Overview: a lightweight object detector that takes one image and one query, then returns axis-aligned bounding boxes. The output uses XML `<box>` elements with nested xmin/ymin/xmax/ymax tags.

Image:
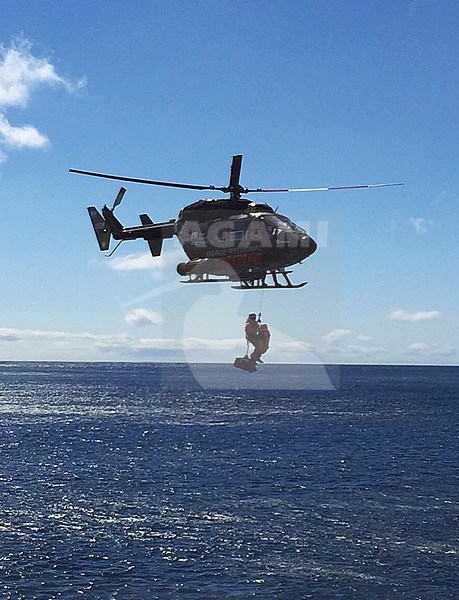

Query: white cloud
<box><xmin>0</xmin><ymin>329</ymin><xmax>21</xmax><ymax>341</ymax></box>
<box><xmin>110</xmin><ymin>252</ymin><xmax>157</xmax><ymax>271</ymax></box>
<box><xmin>0</xmin><ymin>325</ymin><xmax>242</xmax><ymax>359</ymax></box>
<box><xmin>404</xmin><ymin>342</ymin><xmax>456</xmax><ymax>358</ymax></box>
<box><xmin>124</xmin><ymin>308</ymin><xmax>163</xmax><ymax>326</ymax></box>
<box><xmin>389</xmin><ymin>309</ymin><xmax>441</xmax><ymax>322</ymax></box>
<box><xmin>0</xmin><ymin>37</ymin><xmax>85</xmax><ymax>107</ymax></box>
<box><xmin>3</xmin><ymin>324</ymin><xmax>455</xmax><ymax>365</ymax></box>
<box><xmin>317</xmin><ymin>328</ymin><xmax>385</xmax><ymax>358</ymax></box>
<box><xmin>321</xmin><ymin>329</ymin><xmax>353</xmax><ymax>345</ymax></box>
<box><xmin>409</xmin><ymin>217</ymin><xmax>430</xmax><ymax>234</ymax></box>
<box><xmin>0</xmin><ymin>36</ymin><xmax>85</xmax><ymax>160</ymax></box>
<box><xmin>134</xmin><ymin>337</ymin><xmax>241</xmax><ymax>352</ymax></box>
<box><xmin>0</xmin><ymin>326</ymin><xmax>128</xmax><ymax>346</ymax></box>
<box><xmin>0</xmin><ymin>113</ymin><xmax>48</xmax><ymax>148</ymax></box>
<box><xmin>277</xmin><ymin>341</ymin><xmax>313</xmax><ymax>352</ymax></box>
<box><xmin>110</xmin><ymin>248</ymin><xmax>183</xmax><ymax>273</ymax></box>
<box><xmin>0</xmin><ymin>325</ymin><xmax>133</xmax><ymax>360</ymax></box>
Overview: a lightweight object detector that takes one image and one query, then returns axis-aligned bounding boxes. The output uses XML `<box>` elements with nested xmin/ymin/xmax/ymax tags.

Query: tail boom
<box><xmin>87</xmin><ymin>206</ymin><xmax>175</xmax><ymax>256</ymax></box>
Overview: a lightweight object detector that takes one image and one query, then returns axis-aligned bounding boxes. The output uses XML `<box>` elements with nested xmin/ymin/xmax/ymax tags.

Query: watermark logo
<box><xmin>176</xmin><ymin>218</ymin><xmax>321</xmax><ymax>251</ymax></box>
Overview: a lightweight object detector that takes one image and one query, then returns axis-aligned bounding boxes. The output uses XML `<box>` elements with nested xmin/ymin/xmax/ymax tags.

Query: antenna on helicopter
<box><xmin>104</xmin><ymin>240</ymin><xmax>123</xmax><ymax>257</ymax></box>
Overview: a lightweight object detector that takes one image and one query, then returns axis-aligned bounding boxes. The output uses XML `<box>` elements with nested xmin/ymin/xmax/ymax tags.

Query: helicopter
<box><xmin>70</xmin><ymin>155</ymin><xmax>403</xmax><ymax>289</ymax></box>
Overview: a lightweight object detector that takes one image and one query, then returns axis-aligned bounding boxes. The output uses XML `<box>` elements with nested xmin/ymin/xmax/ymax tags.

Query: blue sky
<box><xmin>0</xmin><ymin>0</ymin><xmax>458</xmax><ymax>365</ymax></box>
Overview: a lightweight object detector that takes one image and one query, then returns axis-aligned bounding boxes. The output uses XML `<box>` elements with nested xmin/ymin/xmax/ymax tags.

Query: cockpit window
<box><xmin>265</xmin><ymin>216</ymin><xmax>285</xmax><ymax>229</ymax></box>
<box><xmin>266</xmin><ymin>215</ymin><xmax>306</xmax><ymax>233</ymax></box>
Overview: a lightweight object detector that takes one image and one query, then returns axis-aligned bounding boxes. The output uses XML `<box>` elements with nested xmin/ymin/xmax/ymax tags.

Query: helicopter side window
<box><xmin>230</xmin><ymin>229</ymin><xmax>245</xmax><ymax>243</ymax></box>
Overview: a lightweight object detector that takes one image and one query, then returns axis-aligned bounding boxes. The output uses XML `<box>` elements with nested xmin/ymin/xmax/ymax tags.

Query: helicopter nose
<box><xmin>299</xmin><ymin>234</ymin><xmax>317</xmax><ymax>259</ymax></box>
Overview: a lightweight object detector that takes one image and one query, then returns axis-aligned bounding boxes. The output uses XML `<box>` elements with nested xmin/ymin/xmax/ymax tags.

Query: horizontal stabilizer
<box><xmin>88</xmin><ymin>207</ymin><xmax>111</xmax><ymax>251</ymax></box>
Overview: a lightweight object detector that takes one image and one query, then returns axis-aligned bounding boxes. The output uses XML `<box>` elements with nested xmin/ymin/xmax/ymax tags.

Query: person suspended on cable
<box><xmin>256</xmin><ymin>323</ymin><xmax>271</xmax><ymax>363</ymax></box>
<box><xmin>245</xmin><ymin>313</ymin><xmax>260</xmax><ymax>360</ymax></box>
<box><xmin>245</xmin><ymin>313</ymin><xmax>261</xmax><ymax>363</ymax></box>
<box><xmin>244</xmin><ymin>313</ymin><xmax>269</xmax><ymax>364</ymax></box>
<box><xmin>234</xmin><ymin>313</ymin><xmax>267</xmax><ymax>373</ymax></box>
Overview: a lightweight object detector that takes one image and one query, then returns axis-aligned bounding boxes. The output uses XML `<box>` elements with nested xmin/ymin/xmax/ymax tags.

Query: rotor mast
<box><xmin>227</xmin><ymin>154</ymin><xmax>244</xmax><ymax>199</ymax></box>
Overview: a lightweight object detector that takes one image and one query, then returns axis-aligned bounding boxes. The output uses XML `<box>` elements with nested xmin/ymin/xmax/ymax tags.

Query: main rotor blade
<box><xmin>70</xmin><ymin>166</ymin><xmax>403</xmax><ymax>196</ymax></box>
<box><xmin>69</xmin><ymin>169</ymin><xmax>226</xmax><ymax>192</ymax></box>
<box><xmin>246</xmin><ymin>182</ymin><xmax>404</xmax><ymax>193</ymax></box>
<box><xmin>229</xmin><ymin>154</ymin><xmax>243</xmax><ymax>190</ymax></box>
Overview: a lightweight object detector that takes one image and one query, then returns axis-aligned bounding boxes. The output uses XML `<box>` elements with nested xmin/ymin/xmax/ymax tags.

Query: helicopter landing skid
<box><xmin>181</xmin><ymin>277</ymin><xmax>233</xmax><ymax>284</ymax></box>
<box><xmin>232</xmin><ymin>270</ymin><xmax>308</xmax><ymax>290</ymax></box>
<box><xmin>180</xmin><ymin>270</ymin><xmax>307</xmax><ymax>289</ymax></box>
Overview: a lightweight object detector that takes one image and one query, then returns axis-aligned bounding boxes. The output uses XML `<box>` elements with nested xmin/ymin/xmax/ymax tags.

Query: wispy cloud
<box><xmin>389</xmin><ymin>309</ymin><xmax>441</xmax><ymax>322</ymax></box>
<box><xmin>432</xmin><ymin>190</ymin><xmax>459</xmax><ymax>206</ymax></box>
<box><xmin>0</xmin><ymin>326</ymin><xmax>128</xmax><ymax>347</ymax></box>
<box><xmin>124</xmin><ymin>308</ymin><xmax>163</xmax><ymax>326</ymax></box>
<box><xmin>2</xmin><ymin>324</ymin><xmax>454</xmax><ymax>364</ymax></box>
<box><xmin>134</xmin><ymin>337</ymin><xmax>241</xmax><ymax>352</ymax></box>
<box><xmin>0</xmin><ymin>36</ymin><xmax>85</xmax><ymax>161</ymax></box>
<box><xmin>277</xmin><ymin>341</ymin><xmax>312</xmax><ymax>352</ymax></box>
<box><xmin>316</xmin><ymin>328</ymin><xmax>385</xmax><ymax>358</ymax></box>
<box><xmin>321</xmin><ymin>329</ymin><xmax>353</xmax><ymax>345</ymax></box>
<box><xmin>404</xmin><ymin>342</ymin><xmax>456</xmax><ymax>358</ymax></box>
<box><xmin>409</xmin><ymin>217</ymin><xmax>430</xmax><ymax>234</ymax></box>
<box><xmin>109</xmin><ymin>248</ymin><xmax>183</xmax><ymax>273</ymax></box>
<box><xmin>0</xmin><ymin>325</ymin><xmax>240</xmax><ymax>358</ymax></box>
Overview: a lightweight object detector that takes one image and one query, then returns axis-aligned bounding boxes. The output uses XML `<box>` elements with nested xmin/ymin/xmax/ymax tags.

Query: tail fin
<box><xmin>88</xmin><ymin>207</ymin><xmax>111</xmax><ymax>251</ymax></box>
<box><xmin>139</xmin><ymin>214</ymin><xmax>153</xmax><ymax>226</ymax></box>
<box><xmin>140</xmin><ymin>213</ymin><xmax>163</xmax><ymax>256</ymax></box>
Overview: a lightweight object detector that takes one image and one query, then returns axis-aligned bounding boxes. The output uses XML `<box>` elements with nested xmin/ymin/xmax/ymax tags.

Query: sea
<box><xmin>0</xmin><ymin>362</ymin><xmax>457</xmax><ymax>600</ymax></box>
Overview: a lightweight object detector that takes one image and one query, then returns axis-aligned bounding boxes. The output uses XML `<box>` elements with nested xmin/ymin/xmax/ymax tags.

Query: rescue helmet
<box><xmin>248</xmin><ymin>313</ymin><xmax>257</xmax><ymax>319</ymax></box>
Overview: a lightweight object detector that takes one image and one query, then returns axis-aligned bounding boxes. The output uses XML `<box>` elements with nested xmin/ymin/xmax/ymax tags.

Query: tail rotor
<box><xmin>87</xmin><ymin>186</ymin><xmax>126</xmax><ymax>251</ymax></box>
<box><xmin>112</xmin><ymin>186</ymin><xmax>126</xmax><ymax>210</ymax></box>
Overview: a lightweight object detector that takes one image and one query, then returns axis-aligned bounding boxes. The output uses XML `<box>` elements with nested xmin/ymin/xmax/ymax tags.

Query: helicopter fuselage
<box><xmin>174</xmin><ymin>197</ymin><xmax>317</xmax><ymax>282</ymax></box>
